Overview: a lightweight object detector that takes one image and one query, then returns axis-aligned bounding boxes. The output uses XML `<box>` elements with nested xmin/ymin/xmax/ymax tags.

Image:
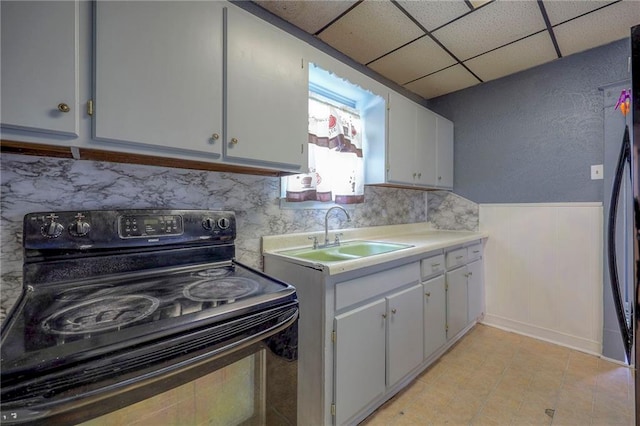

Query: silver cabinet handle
<box><xmin>211</xmin><ymin>133</ymin><xmax>220</xmax><ymax>140</ymax></box>
<box><xmin>425</xmin><ymin>292</ymin><xmax>431</xmax><ymax>297</ymax></box>
<box><xmin>456</xmin><ymin>255</ymin><xmax>464</xmax><ymax>260</ymax></box>
<box><xmin>432</xmin><ymin>263</ymin><xmax>441</xmax><ymax>267</ymax></box>
<box><xmin>230</xmin><ymin>137</ymin><xmax>238</xmax><ymax>145</ymax></box>
<box><xmin>391</xmin><ymin>309</ymin><xmax>397</xmax><ymax>314</ymax></box>
<box><xmin>382</xmin><ymin>313</ymin><xmax>387</xmax><ymax>319</ymax></box>
<box><xmin>57</xmin><ymin>103</ymin><xmax>70</xmax><ymax>113</ymax></box>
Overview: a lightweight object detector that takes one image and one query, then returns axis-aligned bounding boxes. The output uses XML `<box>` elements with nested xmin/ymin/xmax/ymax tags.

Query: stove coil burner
<box><xmin>192</xmin><ymin>267</ymin><xmax>233</xmax><ymax>279</ymax></box>
<box><xmin>55</xmin><ymin>284</ymin><xmax>119</xmax><ymax>302</ymax></box>
<box><xmin>183</xmin><ymin>277</ymin><xmax>259</xmax><ymax>302</ymax></box>
<box><xmin>42</xmin><ymin>295</ymin><xmax>160</xmax><ymax>335</ymax></box>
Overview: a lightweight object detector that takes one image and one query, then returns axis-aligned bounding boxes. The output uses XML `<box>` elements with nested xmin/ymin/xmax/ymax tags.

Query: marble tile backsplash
<box><xmin>427</xmin><ymin>191</ymin><xmax>479</xmax><ymax>231</ymax></box>
<box><xmin>1</xmin><ymin>154</ymin><xmax>434</xmax><ymax>322</ymax></box>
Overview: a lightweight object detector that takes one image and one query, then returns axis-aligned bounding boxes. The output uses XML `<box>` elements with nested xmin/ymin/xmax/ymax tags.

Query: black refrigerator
<box><xmin>633</xmin><ymin>24</ymin><xmax>640</xmax><ymax>424</ymax></box>
<box><xmin>609</xmin><ymin>24</ymin><xmax>640</xmax><ymax>424</ymax></box>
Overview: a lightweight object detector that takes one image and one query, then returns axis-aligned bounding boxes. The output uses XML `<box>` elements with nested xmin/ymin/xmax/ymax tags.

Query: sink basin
<box><xmin>277</xmin><ymin>240</ymin><xmax>413</xmax><ymax>262</ymax></box>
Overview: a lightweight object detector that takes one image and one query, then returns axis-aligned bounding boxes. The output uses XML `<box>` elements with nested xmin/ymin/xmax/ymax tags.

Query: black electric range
<box><xmin>0</xmin><ymin>209</ymin><xmax>297</xmax><ymax>424</ymax></box>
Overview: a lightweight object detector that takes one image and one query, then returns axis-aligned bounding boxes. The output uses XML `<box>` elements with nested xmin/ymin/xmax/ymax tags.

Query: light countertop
<box><xmin>262</xmin><ymin>222</ymin><xmax>488</xmax><ymax>275</ymax></box>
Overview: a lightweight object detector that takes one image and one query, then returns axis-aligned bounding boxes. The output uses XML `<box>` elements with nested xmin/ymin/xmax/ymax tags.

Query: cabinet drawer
<box><xmin>421</xmin><ymin>254</ymin><xmax>445</xmax><ymax>279</ymax></box>
<box><xmin>335</xmin><ymin>262</ymin><xmax>420</xmax><ymax>311</ymax></box>
<box><xmin>445</xmin><ymin>248</ymin><xmax>467</xmax><ymax>269</ymax></box>
<box><xmin>467</xmin><ymin>242</ymin><xmax>482</xmax><ymax>262</ymax></box>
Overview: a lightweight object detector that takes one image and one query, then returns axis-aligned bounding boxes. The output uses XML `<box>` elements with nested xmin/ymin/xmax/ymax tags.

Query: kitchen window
<box><xmin>280</xmin><ymin>63</ymin><xmax>385</xmax><ymax>209</ymax></box>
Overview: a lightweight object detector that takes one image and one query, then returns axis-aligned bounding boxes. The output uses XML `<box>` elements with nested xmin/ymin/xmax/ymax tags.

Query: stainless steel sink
<box><xmin>277</xmin><ymin>240</ymin><xmax>413</xmax><ymax>262</ymax></box>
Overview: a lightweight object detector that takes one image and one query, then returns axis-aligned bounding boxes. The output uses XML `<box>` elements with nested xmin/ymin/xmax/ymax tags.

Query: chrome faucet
<box><xmin>322</xmin><ymin>206</ymin><xmax>351</xmax><ymax>247</ymax></box>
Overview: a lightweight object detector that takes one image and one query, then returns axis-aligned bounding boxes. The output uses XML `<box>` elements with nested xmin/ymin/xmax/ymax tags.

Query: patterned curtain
<box><xmin>285</xmin><ymin>96</ymin><xmax>364</xmax><ymax>204</ymax></box>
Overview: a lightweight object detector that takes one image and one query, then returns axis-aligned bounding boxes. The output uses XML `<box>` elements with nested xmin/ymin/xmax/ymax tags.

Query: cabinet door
<box><xmin>94</xmin><ymin>1</ymin><xmax>223</xmax><ymax>156</ymax></box>
<box><xmin>386</xmin><ymin>284</ymin><xmax>424</xmax><ymax>387</ymax></box>
<box><xmin>225</xmin><ymin>6</ymin><xmax>308</xmax><ymax>171</ymax></box>
<box><xmin>1</xmin><ymin>1</ymin><xmax>78</xmax><ymax>136</ymax></box>
<box><xmin>446</xmin><ymin>266</ymin><xmax>468</xmax><ymax>339</ymax></box>
<box><xmin>436</xmin><ymin>116</ymin><xmax>454</xmax><ymax>188</ymax></box>
<box><xmin>334</xmin><ymin>299</ymin><xmax>386</xmax><ymax>426</ymax></box>
<box><xmin>415</xmin><ymin>108</ymin><xmax>438</xmax><ymax>186</ymax></box>
<box><xmin>423</xmin><ymin>275</ymin><xmax>446</xmax><ymax>359</ymax></box>
<box><xmin>467</xmin><ymin>259</ymin><xmax>484</xmax><ymax>323</ymax></box>
<box><xmin>386</xmin><ymin>91</ymin><xmax>417</xmax><ymax>185</ymax></box>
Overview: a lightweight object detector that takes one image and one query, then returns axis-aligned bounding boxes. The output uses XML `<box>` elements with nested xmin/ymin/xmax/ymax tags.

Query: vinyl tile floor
<box><xmin>360</xmin><ymin>324</ymin><xmax>634</xmax><ymax>426</ymax></box>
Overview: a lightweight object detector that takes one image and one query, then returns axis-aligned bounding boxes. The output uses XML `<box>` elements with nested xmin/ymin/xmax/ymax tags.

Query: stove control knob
<box><xmin>41</xmin><ymin>221</ymin><xmax>64</xmax><ymax>238</ymax></box>
<box><xmin>217</xmin><ymin>217</ymin><xmax>231</xmax><ymax>230</ymax></box>
<box><xmin>69</xmin><ymin>221</ymin><xmax>91</xmax><ymax>237</ymax></box>
<box><xmin>202</xmin><ymin>217</ymin><xmax>216</xmax><ymax>230</ymax></box>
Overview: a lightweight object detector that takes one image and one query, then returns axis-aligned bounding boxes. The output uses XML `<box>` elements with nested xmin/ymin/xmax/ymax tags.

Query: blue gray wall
<box><xmin>430</xmin><ymin>38</ymin><xmax>631</xmax><ymax>204</ymax></box>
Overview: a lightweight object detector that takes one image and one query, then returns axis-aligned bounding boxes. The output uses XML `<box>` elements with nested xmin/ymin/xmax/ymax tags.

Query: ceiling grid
<box><xmin>254</xmin><ymin>0</ymin><xmax>640</xmax><ymax>99</ymax></box>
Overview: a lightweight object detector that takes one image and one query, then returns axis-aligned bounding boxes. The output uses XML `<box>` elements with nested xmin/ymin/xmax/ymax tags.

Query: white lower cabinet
<box><xmin>334</xmin><ymin>300</ymin><xmax>386</xmax><ymax>426</ymax></box>
<box><xmin>334</xmin><ymin>282</ymin><xmax>423</xmax><ymax>425</ymax></box>
<box><xmin>423</xmin><ymin>275</ymin><xmax>446</xmax><ymax>359</ymax></box>
<box><xmin>446</xmin><ymin>266</ymin><xmax>469</xmax><ymax>340</ymax></box>
<box><xmin>467</xmin><ymin>259</ymin><xmax>484</xmax><ymax>323</ymax></box>
<box><xmin>263</xmin><ymin>238</ymin><xmax>484</xmax><ymax>426</ymax></box>
<box><xmin>386</xmin><ymin>285</ymin><xmax>424</xmax><ymax>387</ymax></box>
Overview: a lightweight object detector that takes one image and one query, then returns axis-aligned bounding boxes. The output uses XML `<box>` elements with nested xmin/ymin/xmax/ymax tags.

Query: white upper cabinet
<box><xmin>225</xmin><ymin>6</ymin><xmax>308</xmax><ymax>171</ymax></box>
<box><xmin>386</xmin><ymin>92</ymin><xmax>416</xmax><ymax>184</ymax></box>
<box><xmin>382</xmin><ymin>91</ymin><xmax>453</xmax><ymax>189</ymax></box>
<box><xmin>1</xmin><ymin>1</ymin><xmax>79</xmax><ymax>136</ymax></box>
<box><xmin>436</xmin><ymin>116</ymin><xmax>454</xmax><ymax>189</ymax></box>
<box><xmin>94</xmin><ymin>1</ymin><xmax>223</xmax><ymax>158</ymax></box>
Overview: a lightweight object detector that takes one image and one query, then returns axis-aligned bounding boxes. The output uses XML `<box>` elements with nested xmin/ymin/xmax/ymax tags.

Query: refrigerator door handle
<box><xmin>607</xmin><ymin>124</ymin><xmax>633</xmax><ymax>362</ymax></box>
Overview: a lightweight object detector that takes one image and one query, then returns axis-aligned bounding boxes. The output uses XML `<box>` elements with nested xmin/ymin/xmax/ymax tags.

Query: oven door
<box><xmin>0</xmin><ymin>303</ymin><xmax>298</xmax><ymax>425</ymax></box>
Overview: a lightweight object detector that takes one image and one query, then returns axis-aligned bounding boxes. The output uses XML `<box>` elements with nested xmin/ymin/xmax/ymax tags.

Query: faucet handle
<box><xmin>334</xmin><ymin>233</ymin><xmax>343</xmax><ymax>245</ymax></box>
<box><xmin>308</xmin><ymin>236</ymin><xmax>318</xmax><ymax>249</ymax></box>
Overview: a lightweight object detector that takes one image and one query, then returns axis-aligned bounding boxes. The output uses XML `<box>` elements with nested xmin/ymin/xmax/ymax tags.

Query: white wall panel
<box><xmin>479</xmin><ymin>203</ymin><xmax>603</xmax><ymax>354</ymax></box>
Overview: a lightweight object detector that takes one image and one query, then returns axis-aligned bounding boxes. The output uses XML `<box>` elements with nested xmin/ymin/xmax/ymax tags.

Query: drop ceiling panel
<box><xmin>396</xmin><ymin>0</ymin><xmax>470</xmax><ymax>32</ymax></box>
<box><xmin>543</xmin><ymin>0</ymin><xmax>615</xmax><ymax>26</ymax></box>
<box><xmin>553</xmin><ymin>1</ymin><xmax>640</xmax><ymax>57</ymax></box>
<box><xmin>368</xmin><ymin>36</ymin><xmax>457</xmax><ymax>85</ymax></box>
<box><xmin>317</xmin><ymin>1</ymin><xmax>424</xmax><ymax>64</ymax></box>
<box><xmin>404</xmin><ymin>65</ymin><xmax>479</xmax><ymax>99</ymax></box>
<box><xmin>253</xmin><ymin>0</ymin><xmax>357</xmax><ymax>34</ymax></box>
<box><xmin>431</xmin><ymin>1</ymin><xmax>547</xmax><ymax>61</ymax></box>
<box><xmin>465</xmin><ymin>31</ymin><xmax>557</xmax><ymax>82</ymax></box>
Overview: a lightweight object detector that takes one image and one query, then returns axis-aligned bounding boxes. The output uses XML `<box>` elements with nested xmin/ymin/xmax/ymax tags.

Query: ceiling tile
<box><xmin>432</xmin><ymin>1</ymin><xmax>547</xmax><ymax>61</ymax></box>
<box><xmin>470</xmin><ymin>0</ymin><xmax>492</xmax><ymax>8</ymax></box>
<box><xmin>317</xmin><ymin>1</ymin><xmax>424</xmax><ymax>64</ymax></box>
<box><xmin>396</xmin><ymin>0</ymin><xmax>470</xmax><ymax>32</ymax></box>
<box><xmin>465</xmin><ymin>31</ymin><xmax>558</xmax><ymax>82</ymax></box>
<box><xmin>404</xmin><ymin>64</ymin><xmax>479</xmax><ymax>99</ymax></box>
<box><xmin>368</xmin><ymin>36</ymin><xmax>457</xmax><ymax>85</ymax></box>
<box><xmin>253</xmin><ymin>0</ymin><xmax>357</xmax><ymax>34</ymax></box>
<box><xmin>543</xmin><ymin>0</ymin><xmax>615</xmax><ymax>26</ymax></box>
<box><xmin>553</xmin><ymin>0</ymin><xmax>640</xmax><ymax>57</ymax></box>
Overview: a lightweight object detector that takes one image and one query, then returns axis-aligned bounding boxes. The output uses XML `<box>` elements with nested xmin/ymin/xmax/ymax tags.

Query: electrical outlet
<box><xmin>591</xmin><ymin>164</ymin><xmax>603</xmax><ymax>180</ymax></box>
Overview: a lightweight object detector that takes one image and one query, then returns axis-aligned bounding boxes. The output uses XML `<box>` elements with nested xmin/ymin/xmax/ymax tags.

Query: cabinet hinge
<box><xmin>301</xmin><ymin>58</ymin><xmax>304</xmax><ymax>69</ymax></box>
<box><xmin>301</xmin><ymin>144</ymin><xmax>304</xmax><ymax>154</ymax></box>
<box><xmin>331</xmin><ymin>403</ymin><xmax>336</xmax><ymax>416</ymax></box>
<box><xmin>331</xmin><ymin>330</ymin><xmax>336</xmax><ymax>343</ymax></box>
<box><xmin>86</xmin><ymin>100</ymin><xmax>94</xmax><ymax>116</ymax></box>
<box><xmin>446</xmin><ymin>324</ymin><xmax>449</xmax><ymax>332</ymax></box>
<box><xmin>445</xmin><ymin>282</ymin><xmax>449</xmax><ymax>291</ymax></box>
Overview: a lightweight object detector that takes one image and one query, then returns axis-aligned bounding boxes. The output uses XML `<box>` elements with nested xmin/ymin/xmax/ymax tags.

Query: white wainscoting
<box><xmin>479</xmin><ymin>203</ymin><xmax>603</xmax><ymax>355</ymax></box>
